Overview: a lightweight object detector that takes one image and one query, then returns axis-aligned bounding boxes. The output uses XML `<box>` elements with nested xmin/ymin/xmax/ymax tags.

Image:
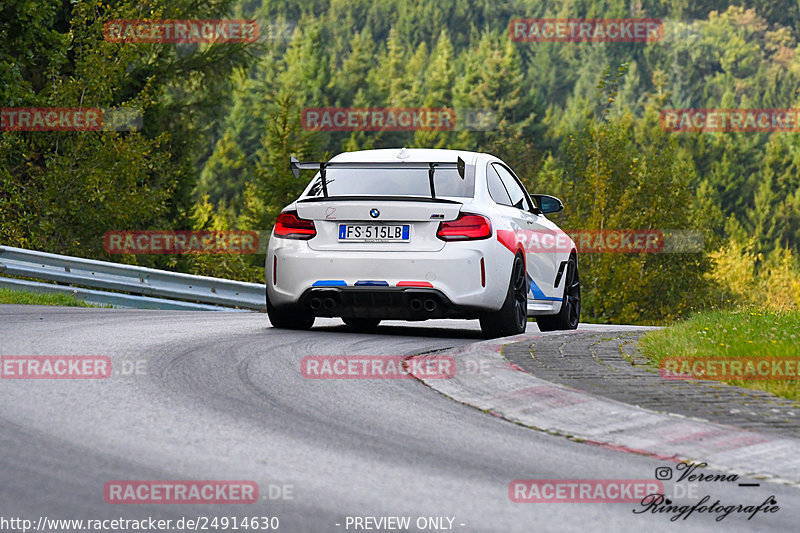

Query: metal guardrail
<box><xmin>0</xmin><ymin>246</ymin><xmax>265</xmax><ymax>311</ymax></box>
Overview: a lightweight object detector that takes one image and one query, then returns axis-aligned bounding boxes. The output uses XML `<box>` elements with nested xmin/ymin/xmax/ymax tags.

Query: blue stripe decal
<box><xmin>355</xmin><ymin>280</ymin><xmax>390</xmax><ymax>286</ymax></box>
<box><xmin>313</xmin><ymin>280</ymin><xmax>347</xmax><ymax>287</ymax></box>
<box><xmin>529</xmin><ymin>277</ymin><xmax>562</xmax><ymax>301</ymax></box>
<box><xmin>402</xmin><ymin>225</ymin><xmax>410</xmax><ymax>239</ymax></box>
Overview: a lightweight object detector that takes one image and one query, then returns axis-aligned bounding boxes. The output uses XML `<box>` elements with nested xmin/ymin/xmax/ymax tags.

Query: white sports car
<box><xmin>266</xmin><ymin>148</ymin><xmax>580</xmax><ymax>338</ymax></box>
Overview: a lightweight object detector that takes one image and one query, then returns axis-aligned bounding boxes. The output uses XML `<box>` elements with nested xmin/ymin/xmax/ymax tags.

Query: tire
<box><xmin>480</xmin><ymin>253</ymin><xmax>528</xmax><ymax>339</ymax></box>
<box><xmin>266</xmin><ymin>291</ymin><xmax>315</xmax><ymax>330</ymax></box>
<box><xmin>536</xmin><ymin>256</ymin><xmax>580</xmax><ymax>332</ymax></box>
<box><xmin>342</xmin><ymin>317</ymin><xmax>381</xmax><ymax>331</ymax></box>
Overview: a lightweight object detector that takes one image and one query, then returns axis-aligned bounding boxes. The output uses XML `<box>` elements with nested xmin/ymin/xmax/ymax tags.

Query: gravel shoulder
<box><xmin>504</xmin><ymin>330</ymin><xmax>800</xmax><ymax>439</ymax></box>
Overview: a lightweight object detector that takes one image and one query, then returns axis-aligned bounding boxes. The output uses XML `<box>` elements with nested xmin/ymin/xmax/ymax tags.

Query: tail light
<box><xmin>437</xmin><ymin>212</ymin><xmax>492</xmax><ymax>241</ymax></box>
<box><xmin>274</xmin><ymin>211</ymin><xmax>316</xmax><ymax>240</ymax></box>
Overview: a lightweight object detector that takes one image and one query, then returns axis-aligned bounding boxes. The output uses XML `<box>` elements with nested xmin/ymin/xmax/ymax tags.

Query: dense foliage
<box><xmin>2</xmin><ymin>0</ymin><xmax>799</xmax><ymax>322</ymax></box>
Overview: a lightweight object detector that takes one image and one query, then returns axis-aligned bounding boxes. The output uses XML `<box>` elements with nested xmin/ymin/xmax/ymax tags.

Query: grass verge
<box><xmin>639</xmin><ymin>308</ymin><xmax>800</xmax><ymax>402</ymax></box>
<box><xmin>0</xmin><ymin>287</ymin><xmax>99</xmax><ymax>307</ymax></box>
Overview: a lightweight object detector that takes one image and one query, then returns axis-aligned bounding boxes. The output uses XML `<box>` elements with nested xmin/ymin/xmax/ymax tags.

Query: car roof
<box><xmin>328</xmin><ymin>148</ymin><xmax>485</xmax><ymax>166</ymax></box>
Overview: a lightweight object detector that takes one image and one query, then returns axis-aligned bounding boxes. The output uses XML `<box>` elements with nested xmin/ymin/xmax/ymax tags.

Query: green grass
<box><xmin>639</xmin><ymin>309</ymin><xmax>800</xmax><ymax>401</ymax></box>
<box><xmin>0</xmin><ymin>287</ymin><xmax>99</xmax><ymax>307</ymax></box>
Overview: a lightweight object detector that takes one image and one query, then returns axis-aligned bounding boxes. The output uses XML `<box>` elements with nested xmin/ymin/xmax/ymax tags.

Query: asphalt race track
<box><xmin>1</xmin><ymin>305</ymin><xmax>798</xmax><ymax>532</ymax></box>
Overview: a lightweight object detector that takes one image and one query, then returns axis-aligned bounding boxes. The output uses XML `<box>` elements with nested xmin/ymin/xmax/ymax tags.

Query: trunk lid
<box><xmin>296</xmin><ymin>198</ymin><xmax>462</xmax><ymax>252</ymax></box>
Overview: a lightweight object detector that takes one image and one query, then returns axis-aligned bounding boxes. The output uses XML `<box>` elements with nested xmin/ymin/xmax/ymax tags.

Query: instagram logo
<box><xmin>655</xmin><ymin>467</ymin><xmax>673</xmax><ymax>480</ymax></box>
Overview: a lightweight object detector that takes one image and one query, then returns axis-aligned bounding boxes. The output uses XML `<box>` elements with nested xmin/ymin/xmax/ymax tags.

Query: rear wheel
<box><xmin>480</xmin><ymin>253</ymin><xmax>528</xmax><ymax>339</ymax></box>
<box><xmin>267</xmin><ymin>292</ymin><xmax>315</xmax><ymax>330</ymax></box>
<box><xmin>342</xmin><ymin>318</ymin><xmax>381</xmax><ymax>331</ymax></box>
<box><xmin>536</xmin><ymin>256</ymin><xmax>580</xmax><ymax>332</ymax></box>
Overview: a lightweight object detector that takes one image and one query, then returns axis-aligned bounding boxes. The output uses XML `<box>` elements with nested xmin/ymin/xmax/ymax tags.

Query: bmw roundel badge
<box><xmin>370</xmin><ymin>209</ymin><xmax>380</xmax><ymax>218</ymax></box>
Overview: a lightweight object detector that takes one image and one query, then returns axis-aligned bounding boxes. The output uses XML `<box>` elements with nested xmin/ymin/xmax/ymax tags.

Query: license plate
<box><xmin>338</xmin><ymin>224</ymin><xmax>410</xmax><ymax>242</ymax></box>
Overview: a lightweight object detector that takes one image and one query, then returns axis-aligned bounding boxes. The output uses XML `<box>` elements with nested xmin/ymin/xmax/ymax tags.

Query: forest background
<box><xmin>2</xmin><ymin>0</ymin><xmax>799</xmax><ymax>324</ymax></box>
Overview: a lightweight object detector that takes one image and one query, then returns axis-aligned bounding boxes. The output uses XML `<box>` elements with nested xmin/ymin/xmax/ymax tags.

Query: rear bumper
<box><xmin>298</xmin><ymin>287</ymin><xmax>483</xmax><ymax>320</ymax></box>
<box><xmin>267</xmin><ymin>237</ymin><xmax>511</xmax><ymax>312</ymax></box>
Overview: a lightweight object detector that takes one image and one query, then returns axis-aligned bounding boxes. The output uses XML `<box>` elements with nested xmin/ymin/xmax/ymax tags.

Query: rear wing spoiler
<box><xmin>290</xmin><ymin>156</ymin><xmax>469</xmax><ymax>199</ymax></box>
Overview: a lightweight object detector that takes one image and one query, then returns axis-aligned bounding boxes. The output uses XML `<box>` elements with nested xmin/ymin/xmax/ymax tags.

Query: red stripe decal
<box><xmin>496</xmin><ymin>229</ymin><xmax>519</xmax><ymax>253</ymax></box>
<box><xmin>397</xmin><ymin>281</ymin><xmax>434</xmax><ymax>288</ymax></box>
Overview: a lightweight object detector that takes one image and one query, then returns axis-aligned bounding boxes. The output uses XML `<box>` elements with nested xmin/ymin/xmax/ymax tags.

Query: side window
<box><xmin>493</xmin><ymin>164</ymin><xmax>532</xmax><ymax>211</ymax></box>
<box><xmin>487</xmin><ymin>165</ymin><xmax>512</xmax><ymax>206</ymax></box>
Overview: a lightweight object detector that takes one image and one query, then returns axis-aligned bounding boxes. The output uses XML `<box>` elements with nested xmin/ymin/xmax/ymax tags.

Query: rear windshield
<box><xmin>303</xmin><ymin>168</ymin><xmax>474</xmax><ymax>198</ymax></box>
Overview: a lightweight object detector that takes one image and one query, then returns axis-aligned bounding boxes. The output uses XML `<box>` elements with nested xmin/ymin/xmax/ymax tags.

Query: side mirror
<box><xmin>531</xmin><ymin>194</ymin><xmax>564</xmax><ymax>214</ymax></box>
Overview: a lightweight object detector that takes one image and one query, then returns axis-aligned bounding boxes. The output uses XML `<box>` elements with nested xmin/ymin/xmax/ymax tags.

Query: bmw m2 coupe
<box><xmin>266</xmin><ymin>148</ymin><xmax>580</xmax><ymax>338</ymax></box>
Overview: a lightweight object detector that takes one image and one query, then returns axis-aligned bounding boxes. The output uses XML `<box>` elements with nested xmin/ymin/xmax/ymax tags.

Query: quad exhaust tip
<box><xmin>311</xmin><ymin>294</ymin><xmax>440</xmax><ymax>314</ymax></box>
<box><xmin>409</xmin><ymin>298</ymin><xmax>438</xmax><ymax>313</ymax></box>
